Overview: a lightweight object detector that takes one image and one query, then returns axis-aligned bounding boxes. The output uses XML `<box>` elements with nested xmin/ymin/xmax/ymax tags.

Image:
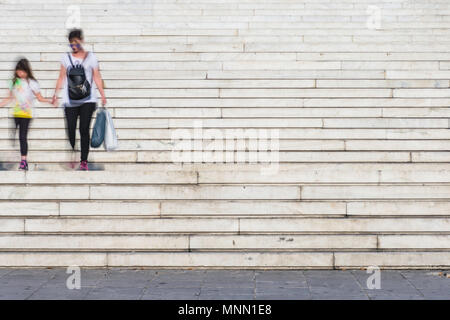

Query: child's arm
<box><xmin>34</xmin><ymin>92</ymin><xmax>51</xmax><ymax>104</ymax></box>
<box><xmin>0</xmin><ymin>90</ymin><xmax>13</xmax><ymax>107</ymax></box>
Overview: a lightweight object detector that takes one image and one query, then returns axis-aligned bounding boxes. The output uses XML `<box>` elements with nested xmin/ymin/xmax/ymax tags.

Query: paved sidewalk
<box><xmin>0</xmin><ymin>268</ymin><xmax>449</xmax><ymax>300</ymax></box>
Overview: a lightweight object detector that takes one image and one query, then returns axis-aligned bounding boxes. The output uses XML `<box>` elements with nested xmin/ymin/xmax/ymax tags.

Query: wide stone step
<box><xmin>0</xmin><ymin>251</ymin><xmax>449</xmax><ymax>268</ymax></box>
<box><xmin>0</xmin><ymin>251</ymin><xmax>333</xmax><ymax>268</ymax></box>
<box><xmin>1</xmin><ymin>199</ymin><xmax>449</xmax><ymax>217</ymax></box>
<box><xmin>2</xmin><ymin>79</ymin><xmax>450</xmax><ymax>90</ymax></box>
<box><xmin>4</xmin><ymin>107</ymin><xmax>450</xmax><ymax>119</ymax></box>
<box><xmin>0</xmin><ymin>234</ymin><xmax>448</xmax><ymax>250</ymax></box>
<box><xmin>4</xmin><ymin>60</ymin><xmax>448</xmax><ymax>72</ymax></box>
<box><xmin>6</xmin><ymin>34</ymin><xmax>450</xmax><ymax>44</ymax></box>
<box><xmin>3</xmin><ymin>139</ymin><xmax>450</xmax><ymax>152</ymax></box>
<box><xmin>1</xmin><ymin>169</ymin><xmax>449</xmax><ymax>184</ymax></box>
<box><xmin>0</xmin><ymin>185</ymin><xmax>301</xmax><ymax>200</ymax></box>
<box><xmin>1</xmin><ymin>184</ymin><xmax>450</xmax><ymax>200</ymax></box>
<box><xmin>1</xmin><ymin>217</ymin><xmax>449</xmax><ymax>233</ymax></box>
<box><xmin>2</xmin><ymin>51</ymin><xmax>448</xmax><ymax>62</ymax></box>
<box><xmin>3</xmin><ymin>118</ymin><xmax>385</xmax><ymax>129</ymax></box>
<box><xmin>0</xmin><ymin>171</ymin><xmax>197</xmax><ymax>184</ymax></box>
<box><xmin>3</xmin><ymin>128</ymin><xmax>449</xmax><ymax>139</ymax></box>
<box><xmin>4</xmin><ymin>150</ymin><xmax>450</xmax><ymax>163</ymax></box>
<box><xmin>2</xmin><ymin>161</ymin><xmax>449</xmax><ymax>173</ymax></box>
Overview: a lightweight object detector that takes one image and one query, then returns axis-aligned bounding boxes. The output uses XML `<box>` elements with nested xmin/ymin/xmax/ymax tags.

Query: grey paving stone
<box><xmin>367</xmin><ymin>293</ymin><xmax>425</xmax><ymax>300</ymax></box>
<box><xmin>256</xmin><ymin>286</ymin><xmax>309</xmax><ymax>293</ymax></box>
<box><xmin>309</xmin><ymin>286</ymin><xmax>366</xmax><ymax>298</ymax></box>
<box><xmin>85</xmin><ymin>286</ymin><xmax>145</xmax><ymax>300</ymax></box>
<box><xmin>198</xmin><ymin>294</ymin><xmax>254</xmax><ymax>300</ymax></box>
<box><xmin>155</xmin><ymin>274</ymin><xmax>206</xmax><ymax>281</ymax></box>
<box><xmin>0</xmin><ymin>278</ymin><xmax>48</xmax><ymax>288</ymax></box>
<box><xmin>311</xmin><ymin>295</ymin><xmax>369</xmax><ymax>300</ymax></box>
<box><xmin>256</xmin><ymin>294</ymin><xmax>310</xmax><ymax>300</ymax></box>
<box><xmin>419</xmin><ymin>294</ymin><xmax>450</xmax><ymax>300</ymax></box>
<box><xmin>202</xmin><ymin>282</ymin><xmax>254</xmax><ymax>289</ymax></box>
<box><xmin>97</xmin><ymin>278</ymin><xmax>152</xmax><ymax>288</ymax></box>
<box><xmin>306</xmin><ymin>274</ymin><xmax>360</xmax><ymax>291</ymax></box>
<box><xmin>400</xmin><ymin>271</ymin><xmax>450</xmax><ymax>290</ymax></box>
<box><xmin>0</xmin><ymin>292</ymin><xmax>35</xmax><ymax>300</ymax></box>
<box><xmin>0</xmin><ymin>286</ymin><xmax>36</xmax><ymax>300</ymax></box>
<box><xmin>205</xmin><ymin>270</ymin><xmax>254</xmax><ymax>276</ymax></box>
<box><xmin>406</xmin><ymin>277</ymin><xmax>450</xmax><ymax>290</ymax></box>
<box><xmin>150</xmin><ymin>282</ymin><xmax>202</xmax><ymax>289</ymax></box>
<box><xmin>203</xmin><ymin>271</ymin><xmax>254</xmax><ymax>280</ymax></box>
<box><xmin>0</xmin><ymin>268</ymin><xmax>449</xmax><ymax>300</ymax></box>
<box><xmin>142</xmin><ymin>294</ymin><xmax>200</xmax><ymax>300</ymax></box>
<box><xmin>201</xmin><ymin>287</ymin><xmax>255</xmax><ymax>295</ymax></box>
<box><xmin>255</xmin><ymin>280</ymin><xmax>308</xmax><ymax>290</ymax></box>
<box><xmin>144</xmin><ymin>288</ymin><xmax>201</xmax><ymax>296</ymax></box>
<box><xmin>51</xmin><ymin>268</ymin><xmax>108</xmax><ymax>278</ymax></box>
<box><xmin>255</xmin><ymin>271</ymin><xmax>304</xmax><ymax>281</ymax></box>
<box><xmin>8</xmin><ymin>268</ymin><xmax>57</xmax><ymax>277</ymax></box>
<box><xmin>106</xmin><ymin>269</ymin><xmax>152</xmax><ymax>278</ymax></box>
<box><xmin>308</xmin><ymin>281</ymin><xmax>362</xmax><ymax>293</ymax></box>
<box><xmin>0</xmin><ymin>269</ymin><xmax>13</xmax><ymax>278</ymax></box>
<box><xmin>304</xmin><ymin>270</ymin><xmax>350</xmax><ymax>278</ymax></box>
<box><xmin>351</xmin><ymin>270</ymin><xmax>421</xmax><ymax>295</ymax></box>
<box><xmin>27</xmin><ymin>289</ymin><xmax>90</xmax><ymax>300</ymax></box>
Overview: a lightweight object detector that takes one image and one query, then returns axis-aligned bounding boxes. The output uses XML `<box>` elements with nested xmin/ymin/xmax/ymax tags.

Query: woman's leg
<box><xmin>78</xmin><ymin>103</ymin><xmax>96</xmax><ymax>162</ymax></box>
<box><xmin>64</xmin><ymin>106</ymin><xmax>80</xmax><ymax>150</ymax></box>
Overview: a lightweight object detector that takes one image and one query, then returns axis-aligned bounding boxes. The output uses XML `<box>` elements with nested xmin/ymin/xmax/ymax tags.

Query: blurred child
<box><xmin>0</xmin><ymin>58</ymin><xmax>50</xmax><ymax>170</ymax></box>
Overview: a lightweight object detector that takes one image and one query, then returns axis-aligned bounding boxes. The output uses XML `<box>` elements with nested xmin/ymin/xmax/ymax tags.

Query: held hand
<box><xmin>52</xmin><ymin>96</ymin><xmax>58</xmax><ymax>107</ymax></box>
<box><xmin>101</xmin><ymin>96</ymin><xmax>107</xmax><ymax>106</ymax></box>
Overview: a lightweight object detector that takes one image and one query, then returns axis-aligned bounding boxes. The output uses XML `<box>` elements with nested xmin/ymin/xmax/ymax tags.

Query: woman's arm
<box><xmin>52</xmin><ymin>64</ymin><xmax>66</xmax><ymax>107</ymax></box>
<box><xmin>0</xmin><ymin>90</ymin><xmax>13</xmax><ymax>108</ymax></box>
<box><xmin>93</xmin><ymin>67</ymin><xmax>107</xmax><ymax>106</ymax></box>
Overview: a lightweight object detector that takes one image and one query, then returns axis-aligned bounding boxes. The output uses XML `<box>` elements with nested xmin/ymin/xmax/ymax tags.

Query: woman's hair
<box><xmin>68</xmin><ymin>28</ymin><xmax>83</xmax><ymax>41</ymax></box>
<box><xmin>12</xmin><ymin>58</ymin><xmax>36</xmax><ymax>87</ymax></box>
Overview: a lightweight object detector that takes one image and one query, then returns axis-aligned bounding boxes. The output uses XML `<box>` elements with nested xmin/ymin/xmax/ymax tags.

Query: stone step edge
<box><xmin>0</xmin><ymin>251</ymin><xmax>449</xmax><ymax>269</ymax></box>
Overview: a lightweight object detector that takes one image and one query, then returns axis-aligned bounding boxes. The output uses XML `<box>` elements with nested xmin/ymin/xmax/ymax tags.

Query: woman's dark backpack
<box><xmin>67</xmin><ymin>52</ymin><xmax>91</xmax><ymax>100</ymax></box>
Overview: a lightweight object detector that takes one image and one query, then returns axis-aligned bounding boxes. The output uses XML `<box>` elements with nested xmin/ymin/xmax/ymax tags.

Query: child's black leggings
<box><xmin>64</xmin><ymin>103</ymin><xmax>96</xmax><ymax>162</ymax></box>
<box><xmin>14</xmin><ymin>117</ymin><xmax>31</xmax><ymax>156</ymax></box>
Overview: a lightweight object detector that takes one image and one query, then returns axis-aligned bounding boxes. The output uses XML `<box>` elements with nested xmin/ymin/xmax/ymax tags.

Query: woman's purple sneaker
<box><xmin>19</xmin><ymin>160</ymin><xmax>28</xmax><ymax>171</ymax></box>
<box><xmin>79</xmin><ymin>160</ymin><xmax>89</xmax><ymax>171</ymax></box>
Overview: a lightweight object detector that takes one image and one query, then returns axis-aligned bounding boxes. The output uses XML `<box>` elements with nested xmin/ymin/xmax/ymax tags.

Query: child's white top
<box><xmin>9</xmin><ymin>78</ymin><xmax>40</xmax><ymax>118</ymax></box>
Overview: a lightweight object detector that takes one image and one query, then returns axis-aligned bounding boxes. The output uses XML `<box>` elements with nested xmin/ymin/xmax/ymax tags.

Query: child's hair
<box><xmin>12</xmin><ymin>58</ymin><xmax>36</xmax><ymax>87</ymax></box>
<box><xmin>68</xmin><ymin>28</ymin><xmax>83</xmax><ymax>41</ymax></box>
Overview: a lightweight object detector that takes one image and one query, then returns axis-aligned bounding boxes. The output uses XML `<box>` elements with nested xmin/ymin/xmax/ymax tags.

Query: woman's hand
<box><xmin>52</xmin><ymin>65</ymin><xmax>65</xmax><ymax>108</ymax></box>
<box><xmin>101</xmin><ymin>96</ymin><xmax>107</xmax><ymax>106</ymax></box>
<box><xmin>51</xmin><ymin>95</ymin><xmax>59</xmax><ymax>107</ymax></box>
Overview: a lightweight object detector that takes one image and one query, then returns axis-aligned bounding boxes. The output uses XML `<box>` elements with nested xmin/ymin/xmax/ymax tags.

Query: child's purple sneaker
<box><xmin>79</xmin><ymin>160</ymin><xmax>89</xmax><ymax>171</ymax></box>
<box><xmin>19</xmin><ymin>160</ymin><xmax>28</xmax><ymax>171</ymax></box>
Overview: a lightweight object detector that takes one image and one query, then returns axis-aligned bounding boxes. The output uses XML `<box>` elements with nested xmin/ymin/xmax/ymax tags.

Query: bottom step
<box><xmin>0</xmin><ymin>252</ymin><xmax>449</xmax><ymax>269</ymax></box>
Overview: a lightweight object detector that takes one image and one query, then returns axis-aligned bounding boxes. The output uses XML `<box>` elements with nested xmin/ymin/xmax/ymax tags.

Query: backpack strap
<box><xmin>67</xmin><ymin>51</ymin><xmax>89</xmax><ymax>67</ymax></box>
<box><xmin>81</xmin><ymin>51</ymin><xmax>89</xmax><ymax>65</ymax></box>
<box><xmin>67</xmin><ymin>52</ymin><xmax>75</xmax><ymax>68</ymax></box>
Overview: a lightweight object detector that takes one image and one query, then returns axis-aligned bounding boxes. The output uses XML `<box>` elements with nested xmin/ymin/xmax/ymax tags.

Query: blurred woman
<box><xmin>52</xmin><ymin>28</ymin><xmax>107</xmax><ymax>171</ymax></box>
